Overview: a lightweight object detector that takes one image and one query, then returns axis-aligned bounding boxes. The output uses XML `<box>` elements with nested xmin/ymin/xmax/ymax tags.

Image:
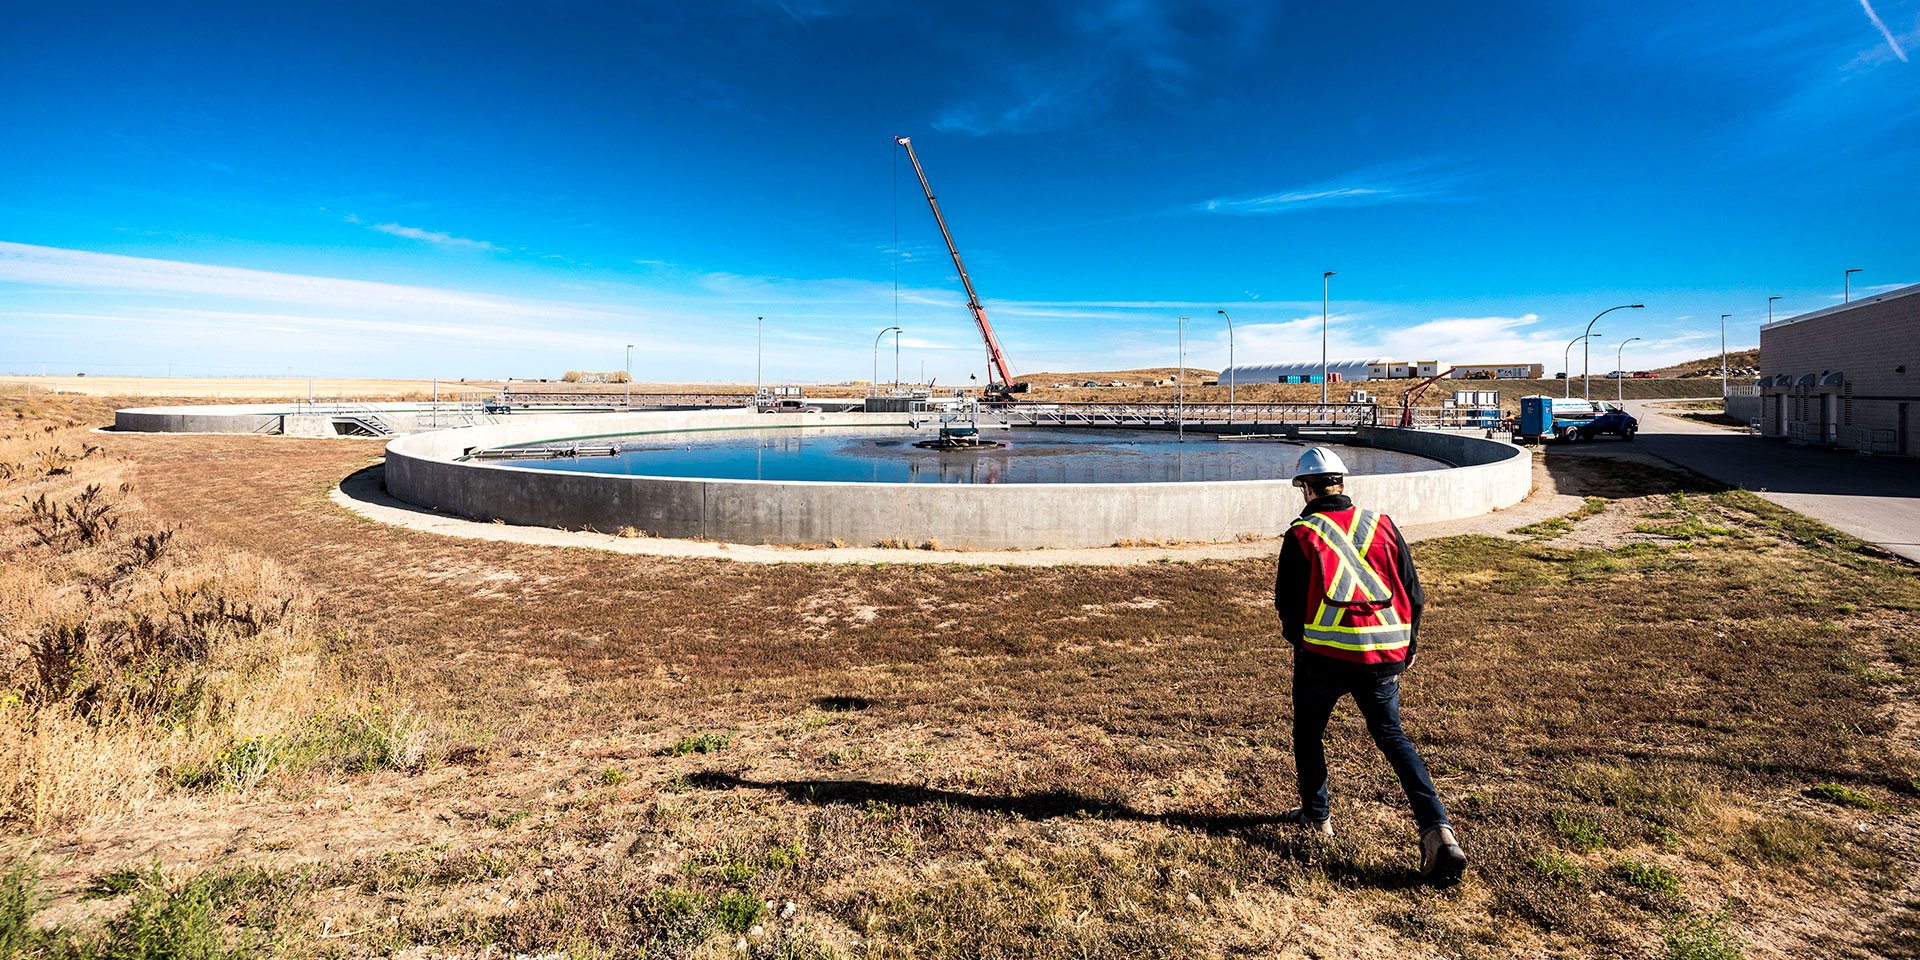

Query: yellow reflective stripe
<box><xmin>1312</xmin><ymin>602</ymin><xmax>1343</xmax><ymax>629</ymax></box>
<box><xmin>1353</xmin><ymin>509</ymin><xmax>1383</xmax><ymax>557</ymax></box>
<box><xmin>1302</xmin><ymin>634</ymin><xmax>1412</xmax><ymax>652</ymax></box>
<box><xmin>1307</xmin><ymin>618</ymin><xmax>1407</xmax><ymax>634</ymax></box>
<box><xmin>1297</xmin><ymin>514</ymin><xmax>1391</xmax><ymax>603</ymax></box>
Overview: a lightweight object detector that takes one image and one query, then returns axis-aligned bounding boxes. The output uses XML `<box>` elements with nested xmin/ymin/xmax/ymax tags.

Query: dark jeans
<box><xmin>1293</xmin><ymin>661</ymin><xmax>1449</xmax><ymax>830</ymax></box>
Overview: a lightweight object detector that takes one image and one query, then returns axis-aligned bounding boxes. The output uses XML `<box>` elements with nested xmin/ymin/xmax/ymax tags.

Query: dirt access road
<box><xmin>1557</xmin><ymin>398</ymin><xmax>1920</xmax><ymax>563</ymax></box>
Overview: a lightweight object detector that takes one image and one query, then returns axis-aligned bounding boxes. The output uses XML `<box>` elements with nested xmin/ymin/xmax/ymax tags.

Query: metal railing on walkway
<box><xmin>1399</xmin><ymin>406</ymin><xmax>1503</xmax><ymax>430</ymax></box>
<box><xmin>496</xmin><ymin>391</ymin><xmax>757</xmax><ymax>410</ymax></box>
<box><xmin>986</xmin><ymin>401</ymin><xmax>1379</xmax><ymax>429</ymax></box>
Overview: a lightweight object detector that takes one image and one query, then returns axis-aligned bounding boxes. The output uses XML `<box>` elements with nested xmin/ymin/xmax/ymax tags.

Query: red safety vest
<box><xmin>1289</xmin><ymin>507</ymin><xmax>1415</xmax><ymax>664</ymax></box>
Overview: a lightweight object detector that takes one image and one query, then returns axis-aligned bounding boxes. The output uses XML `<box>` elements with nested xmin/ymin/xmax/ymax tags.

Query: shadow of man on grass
<box><xmin>689</xmin><ymin>770</ymin><xmax>1423</xmax><ymax>890</ymax></box>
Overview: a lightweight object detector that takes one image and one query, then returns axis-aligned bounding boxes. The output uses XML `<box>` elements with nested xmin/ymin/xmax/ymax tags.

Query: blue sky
<box><xmin>2</xmin><ymin>1</ymin><xmax>1915</xmax><ymax>382</ymax></box>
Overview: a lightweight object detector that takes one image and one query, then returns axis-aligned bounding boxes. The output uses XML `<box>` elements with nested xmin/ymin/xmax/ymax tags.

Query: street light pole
<box><xmin>1178</xmin><ymin>316</ymin><xmax>1188</xmax><ymax>444</ymax></box>
<box><xmin>1845</xmin><ymin>268</ymin><xmax>1862</xmax><ymax>303</ymax></box>
<box><xmin>893</xmin><ymin>328</ymin><xmax>901</xmax><ymax>391</ymax></box>
<box><xmin>1321</xmin><ymin>272</ymin><xmax>1336</xmax><ymax>405</ymax></box>
<box><xmin>1564</xmin><ymin>334</ymin><xmax>1603</xmax><ymax>398</ymax></box>
<box><xmin>873</xmin><ymin>326</ymin><xmax>901</xmax><ymax>399</ymax></box>
<box><xmin>756</xmin><ymin>317</ymin><xmax>764</xmax><ymax>394</ymax></box>
<box><xmin>1728</xmin><ymin>311</ymin><xmax>1743</xmax><ymax>393</ymax></box>
<box><xmin>1616</xmin><ymin>337</ymin><xmax>1641</xmax><ymax>404</ymax></box>
<box><xmin>1216</xmin><ymin>309</ymin><xmax>1234</xmax><ymax>422</ymax></box>
<box><xmin>1583</xmin><ymin>304</ymin><xmax>1644</xmax><ymax>400</ymax></box>
<box><xmin>625</xmin><ymin>343</ymin><xmax>634</xmax><ymax>406</ymax></box>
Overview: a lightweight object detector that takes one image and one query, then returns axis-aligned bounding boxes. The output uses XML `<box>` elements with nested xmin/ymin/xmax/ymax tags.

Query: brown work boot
<box><xmin>1277</xmin><ymin>807</ymin><xmax>1335</xmax><ymax>839</ymax></box>
<box><xmin>1420</xmin><ymin>825</ymin><xmax>1467</xmax><ymax>886</ymax></box>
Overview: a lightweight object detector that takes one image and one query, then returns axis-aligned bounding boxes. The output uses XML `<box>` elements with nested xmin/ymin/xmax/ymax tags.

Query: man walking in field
<box><xmin>1273</xmin><ymin>447</ymin><xmax>1467</xmax><ymax>886</ymax></box>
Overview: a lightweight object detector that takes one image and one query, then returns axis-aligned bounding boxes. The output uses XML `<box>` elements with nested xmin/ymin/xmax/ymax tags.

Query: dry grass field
<box><xmin>4</xmin><ymin>369</ymin><xmax>1723</xmax><ymax>412</ymax></box>
<box><xmin>2</xmin><ymin>385</ymin><xmax>1917</xmax><ymax>959</ymax></box>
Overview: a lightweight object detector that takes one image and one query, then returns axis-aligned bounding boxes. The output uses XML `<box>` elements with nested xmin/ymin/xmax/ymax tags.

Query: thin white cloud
<box><xmin>0</xmin><ymin>241</ymin><xmax>615</xmax><ymax>323</ymax></box>
<box><xmin>931</xmin><ymin>0</ymin><xmax>1274</xmax><ymax>136</ymax></box>
<box><xmin>1202</xmin><ymin>164</ymin><xmax>1458</xmax><ymax>215</ymax></box>
<box><xmin>1859</xmin><ymin>0</ymin><xmax>1910</xmax><ymax>61</ymax></box>
<box><xmin>367</xmin><ymin>221</ymin><xmax>502</xmax><ymax>251</ymax></box>
<box><xmin>895</xmin><ymin>336</ymin><xmax>965</xmax><ymax>350</ymax></box>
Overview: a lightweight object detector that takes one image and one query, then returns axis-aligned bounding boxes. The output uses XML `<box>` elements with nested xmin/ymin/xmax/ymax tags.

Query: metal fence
<box><xmin>497</xmin><ymin>390</ymin><xmax>756</xmax><ymax>410</ymax></box>
<box><xmin>987</xmin><ymin>401</ymin><xmax>1380</xmax><ymax>429</ymax></box>
<box><xmin>1785</xmin><ymin>421</ymin><xmax>1838</xmax><ymax>445</ymax></box>
<box><xmin>1838</xmin><ymin>426</ymin><xmax>1898</xmax><ymax>455</ymax></box>
<box><xmin>1400</xmin><ymin>406</ymin><xmax>1503</xmax><ymax>430</ymax></box>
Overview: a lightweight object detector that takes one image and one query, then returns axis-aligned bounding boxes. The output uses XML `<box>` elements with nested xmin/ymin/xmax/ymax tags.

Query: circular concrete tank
<box><xmin>380</xmin><ymin>409</ymin><xmax>1531</xmax><ymax>550</ymax></box>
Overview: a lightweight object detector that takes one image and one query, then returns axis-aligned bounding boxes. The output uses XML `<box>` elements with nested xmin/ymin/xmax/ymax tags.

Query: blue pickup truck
<box><xmin>1514</xmin><ymin>396</ymin><xmax>1638</xmax><ymax>444</ymax></box>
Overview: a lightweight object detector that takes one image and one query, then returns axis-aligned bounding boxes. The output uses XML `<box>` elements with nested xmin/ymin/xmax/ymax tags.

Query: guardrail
<box><xmin>497</xmin><ymin>391</ymin><xmax>757</xmax><ymax>409</ymax></box>
<box><xmin>1838</xmin><ymin>426</ymin><xmax>1897</xmax><ymax>455</ymax></box>
<box><xmin>983</xmin><ymin>401</ymin><xmax>1379</xmax><ymax>428</ymax></box>
<box><xmin>1785</xmin><ymin>421</ymin><xmax>1838</xmax><ymax>445</ymax></box>
<box><xmin>1401</xmin><ymin>406</ymin><xmax>1503</xmax><ymax>430</ymax></box>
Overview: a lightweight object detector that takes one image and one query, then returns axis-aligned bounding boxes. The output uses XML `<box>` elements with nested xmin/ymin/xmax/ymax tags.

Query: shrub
<box><xmin>664</xmin><ymin>732</ymin><xmax>731</xmax><ymax>756</ymax></box>
<box><xmin>0</xmin><ymin>858</ymin><xmax>38</xmax><ymax>957</ymax></box>
<box><xmin>1550</xmin><ymin>811</ymin><xmax>1607</xmax><ymax>852</ymax></box>
<box><xmin>1808</xmin><ymin>783</ymin><xmax>1880</xmax><ymax>810</ymax></box>
<box><xmin>713</xmin><ymin>890</ymin><xmax>767</xmax><ymax>933</ymax></box>
<box><xmin>1662</xmin><ymin>909</ymin><xmax>1745</xmax><ymax>960</ymax></box>
<box><xmin>103</xmin><ymin>868</ymin><xmax>237</xmax><ymax>960</ymax></box>
<box><xmin>1614</xmin><ymin>859</ymin><xmax>1681</xmax><ymax>895</ymax></box>
<box><xmin>1528</xmin><ymin>851</ymin><xmax>1584</xmax><ymax>886</ymax></box>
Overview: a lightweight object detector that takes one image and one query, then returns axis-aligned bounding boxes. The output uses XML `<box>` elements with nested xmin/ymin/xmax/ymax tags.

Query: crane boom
<box><xmin>895</xmin><ymin>136</ymin><xmax>1015</xmax><ymax>387</ymax></box>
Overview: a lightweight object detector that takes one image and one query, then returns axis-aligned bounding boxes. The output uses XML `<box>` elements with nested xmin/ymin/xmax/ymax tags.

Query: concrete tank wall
<box><xmin>380</xmin><ymin>410</ymin><xmax>1532</xmax><ymax>549</ymax></box>
<box><xmin>115</xmin><ymin>403</ymin><xmax>484</xmax><ymax>437</ymax></box>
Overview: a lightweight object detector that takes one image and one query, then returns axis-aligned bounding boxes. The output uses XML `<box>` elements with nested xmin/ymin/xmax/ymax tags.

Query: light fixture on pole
<box><xmin>1616</xmin><ymin>337</ymin><xmax>1641</xmax><ymax>404</ymax></box>
<box><xmin>1564</xmin><ymin>333</ymin><xmax>1602</xmax><ymax>398</ymax></box>
<box><xmin>1583</xmin><ymin>304</ymin><xmax>1644</xmax><ymax>400</ymax></box>
<box><xmin>873</xmin><ymin>326</ymin><xmax>901</xmax><ymax>399</ymax></box>
<box><xmin>1178</xmin><ymin>317</ymin><xmax>1188</xmax><ymax>444</ymax></box>
<box><xmin>1845</xmin><ymin>268</ymin><xmax>1862</xmax><ymax>303</ymax></box>
<box><xmin>1728</xmin><ymin>309</ymin><xmax>1743</xmax><ymax>395</ymax></box>
<box><xmin>1767</xmin><ymin>296</ymin><xmax>1781</xmax><ymax>325</ymax></box>
<box><xmin>755</xmin><ymin>317</ymin><xmax>764</xmax><ymax>394</ymax></box>
<box><xmin>1321</xmin><ymin>272</ymin><xmax>1336</xmax><ymax>405</ymax></box>
<box><xmin>1216</xmin><ymin>309</ymin><xmax>1234</xmax><ymax>422</ymax></box>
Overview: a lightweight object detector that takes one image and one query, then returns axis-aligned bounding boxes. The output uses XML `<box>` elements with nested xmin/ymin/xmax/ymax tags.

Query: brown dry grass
<box><xmin>1</xmin><ymin>388</ymin><xmax>1915</xmax><ymax>959</ymax></box>
<box><xmin>0</xmin><ymin>391</ymin><xmax>422</xmax><ymax>832</ymax></box>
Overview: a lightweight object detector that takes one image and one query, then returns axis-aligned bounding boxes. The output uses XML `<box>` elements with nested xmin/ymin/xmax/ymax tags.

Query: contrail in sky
<box><xmin>1859</xmin><ymin>0</ymin><xmax>1909</xmax><ymax>61</ymax></box>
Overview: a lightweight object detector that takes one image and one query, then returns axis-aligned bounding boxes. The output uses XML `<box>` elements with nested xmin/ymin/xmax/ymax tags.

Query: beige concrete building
<box><xmin>1758</xmin><ymin>282</ymin><xmax>1919</xmax><ymax>456</ymax></box>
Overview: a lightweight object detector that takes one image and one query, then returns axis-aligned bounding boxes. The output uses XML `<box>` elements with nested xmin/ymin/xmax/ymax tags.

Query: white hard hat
<box><xmin>1291</xmin><ymin>446</ymin><xmax>1351</xmax><ymax>484</ymax></box>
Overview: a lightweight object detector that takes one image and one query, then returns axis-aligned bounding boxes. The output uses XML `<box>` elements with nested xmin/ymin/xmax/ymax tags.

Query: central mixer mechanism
<box><xmin>912</xmin><ymin>399</ymin><xmax>1005</xmax><ymax>450</ymax></box>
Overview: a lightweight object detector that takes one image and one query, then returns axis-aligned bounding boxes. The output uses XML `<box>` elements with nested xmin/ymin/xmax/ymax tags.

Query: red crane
<box><xmin>1398</xmin><ymin>367</ymin><xmax>1459</xmax><ymax>427</ymax></box>
<box><xmin>895</xmin><ymin>137</ymin><xmax>1016</xmax><ymax>389</ymax></box>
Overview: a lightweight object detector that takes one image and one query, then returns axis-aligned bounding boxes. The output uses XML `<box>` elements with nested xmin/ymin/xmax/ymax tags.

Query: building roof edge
<box><xmin>1761</xmin><ymin>281</ymin><xmax>1920</xmax><ymax>332</ymax></box>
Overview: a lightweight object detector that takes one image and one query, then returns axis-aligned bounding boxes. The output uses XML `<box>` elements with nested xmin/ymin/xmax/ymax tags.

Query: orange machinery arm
<box><xmin>895</xmin><ymin>136</ymin><xmax>1014</xmax><ymax>387</ymax></box>
<box><xmin>1398</xmin><ymin>367</ymin><xmax>1458</xmax><ymax>427</ymax></box>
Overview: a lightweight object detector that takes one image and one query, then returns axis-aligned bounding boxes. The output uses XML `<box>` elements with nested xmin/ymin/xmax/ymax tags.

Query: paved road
<box><xmin>1559</xmin><ymin>398</ymin><xmax>1920</xmax><ymax>563</ymax></box>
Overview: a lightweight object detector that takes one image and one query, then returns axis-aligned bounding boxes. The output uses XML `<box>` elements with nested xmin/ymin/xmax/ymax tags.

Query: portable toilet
<box><xmin>1519</xmin><ymin>396</ymin><xmax>1555</xmax><ymax>437</ymax></box>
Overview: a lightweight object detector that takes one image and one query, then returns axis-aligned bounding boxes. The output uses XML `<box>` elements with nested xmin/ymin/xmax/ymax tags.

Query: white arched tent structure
<box><xmin>1218</xmin><ymin>359</ymin><xmax>1386</xmax><ymax>384</ymax></box>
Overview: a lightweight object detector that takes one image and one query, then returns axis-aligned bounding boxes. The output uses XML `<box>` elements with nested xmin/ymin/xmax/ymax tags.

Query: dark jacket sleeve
<box><xmin>1388</xmin><ymin>517</ymin><xmax>1425</xmax><ymax>659</ymax></box>
<box><xmin>1275</xmin><ymin>528</ymin><xmax>1309</xmax><ymax>647</ymax></box>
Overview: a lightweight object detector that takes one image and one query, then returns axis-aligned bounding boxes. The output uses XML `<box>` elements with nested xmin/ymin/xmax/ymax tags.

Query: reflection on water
<box><xmin>496</xmin><ymin>427</ymin><xmax>1445</xmax><ymax>485</ymax></box>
